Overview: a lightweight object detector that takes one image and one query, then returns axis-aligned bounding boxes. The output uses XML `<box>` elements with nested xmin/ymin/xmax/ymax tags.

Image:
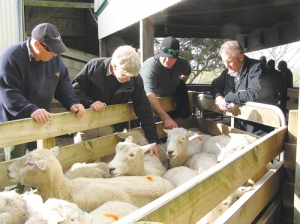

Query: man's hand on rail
<box><xmin>70</xmin><ymin>104</ymin><xmax>85</xmax><ymax>118</ymax></box>
<box><xmin>90</xmin><ymin>101</ymin><xmax>106</xmax><ymax>112</ymax></box>
<box><xmin>31</xmin><ymin>109</ymin><xmax>52</xmax><ymax>123</ymax></box>
<box><xmin>214</xmin><ymin>96</ymin><xmax>230</xmax><ymax>112</ymax></box>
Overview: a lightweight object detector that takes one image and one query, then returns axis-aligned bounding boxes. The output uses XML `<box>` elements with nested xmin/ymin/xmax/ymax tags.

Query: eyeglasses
<box><xmin>39</xmin><ymin>42</ymin><xmax>52</xmax><ymax>52</ymax></box>
<box><xmin>162</xmin><ymin>47</ymin><xmax>179</xmax><ymax>56</ymax></box>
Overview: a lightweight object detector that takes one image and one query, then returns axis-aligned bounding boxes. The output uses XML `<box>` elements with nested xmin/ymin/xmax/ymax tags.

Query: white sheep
<box><xmin>25</xmin><ymin>198</ymin><xmax>93</xmax><ymax>224</ymax></box>
<box><xmin>116</xmin><ymin>129</ymin><xmax>149</xmax><ymax>146</ymax></box>
<box><xmin>108</xmin><ymin>136</ymin><xmax>167</xmax><ymax>177</ymax></box>
<box><xmin>162</xmin><ymin>166</ymin><xmax>199</xmax><ymax>187</ymax></box>
<box><xmin>202</xmin><ymin>133</ymin><xmax>257</xmax><ymax>162</ymax></box>
<box><xmin>164</xmin><ymin>128</ymin><xmax>211</xmax><ymax>168</ymax></box>
<box><xmin>7</xmin><ymin>147</ymin><xmax>175</xmax><ymax>213</ymax></box>
<box><xmin>116</xmin><ymin>129</ymin><xmax>169</xmax><ymax>169</ymax></box>
<box><xmin>21</xmin><ymin>190</ymin><xmax>43</xmax><ymax>216</ymax></box>
<box><xmin>64</xmin><ymin>162</ymin><xmax>111</xmax><ymax>179</ymax></box>
<box><xmin>184</xmin><ymin>152</ymin><xmax>218</xmax><ymax>172</ymax></box>
<box><xmin>0</xmin><ymin>190</ymin><xmax>30</xmax><ymax>224</ymax></box>
<box><xmin>89</xmin><ymin>201</ymin><xmax>138</xmax><ymax>224</ymax></box>
<box><xmin>197</xmin><ymin>186</ymin><xmax>252</xmax><ymax>224</ymax></box>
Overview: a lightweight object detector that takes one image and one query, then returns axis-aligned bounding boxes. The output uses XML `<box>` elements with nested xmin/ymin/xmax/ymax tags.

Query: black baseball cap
<box><xmin>160</xmin><ymin>36</ymin><xmax>180</xmax><ymax>58</ymax></box>
<box><xmin>31</xmin><ymin>23</ymin><xmax>67</xmax><ymax>54</ymax></box>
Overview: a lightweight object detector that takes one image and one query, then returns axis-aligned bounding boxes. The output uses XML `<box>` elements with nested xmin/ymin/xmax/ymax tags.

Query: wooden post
<box><xmin>140</xmin><ymin>18</ymin><xmax>154</xmax><ymax>63</ymax></box>
<box><xmin>294</xmin><ymin>89</ymin><xmax>300</xmax><ymax>223</ymax></box>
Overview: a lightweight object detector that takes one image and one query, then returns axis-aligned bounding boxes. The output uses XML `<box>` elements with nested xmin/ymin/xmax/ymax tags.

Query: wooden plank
<box><xmin>66</xmin><ymin>67</ymin><xmax>80</xmax><ymax>81</ymax></box>
<box><xmin>37</xmin><ymin>138</ymin><xmax>56</xmax><ymax>149</ymax></box>
<box><xmin>287</xmin><ymin>88</ymin><xmax>299</xmax><ymax>99</ymax></box>
<box><xmin>255</xmin><ymin>196</ymin><xmax>283</xmax><ymax>224</ymax></box>
<box><xmin>114</xmin><ymin>127</ymin><xmax>286</xmax><ymax>224</ymax></box>
<box><xmin>287</xmin><ymin>110</ymin><xmax>298</xmax><ymax>144</ymax></box>
<box><xmin>286</xmin><ymin>101</ymin><xmax>298</xmax><ymax>110</ymax></box>
<box><xmin>140</xmin><ymin>18</ymin><xmax>154</xmax><ymax>62</ymax></box>
<box><xmin>294</xmin><ymin>95</ymin><xmax>300</xmax><ymax>223</ymax></box>
<box><xmin>197</xmin><ymin>94</ymin><xmax>285</xmax><ymax>128</ymax></box>
<box><xmin>284</xmin><ymin>143</ymin><xmax>296</xmax><ymax>169</ymax></box>
<box><xmin>24</xmin><ymin>0</ymin><xmax>94</xmax><ymax>8</ymax></box>
<box><xmin>0</xmin><ymin>96</ymin><xmax>176</xmax><ymax>148</ymax></box>
<box><xmin>61</xmin><ymin>57</ymin><xmax>86</xmax><ymax>71</ymax></box>
<box><xmin>62</xmin><ymin>48</ymin><xmax>98</xmax><ymax>62</ymax></box>
<box><xmin>283</xmin><ymin>182</ymin><xmax>294</xmax><ymax>208</ymax></box>
<box><xmin>214</xmin><ymin>162</ymin><xmax>283</xmax><ymax>224</ymax></box>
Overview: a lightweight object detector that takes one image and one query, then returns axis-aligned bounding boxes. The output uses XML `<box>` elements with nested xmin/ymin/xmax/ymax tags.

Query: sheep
<box><xmin>164</xmin><ymin>128</ymin><xmax>211</xmax><ymax>168</ymax></box>
<box><xmin>108</xmin><ymin>136</ymin><xmax>167</xmax><ymax>177</ymax></box>
<box><xmin>184</xmin><ymin>152</ymin><xmax>218</xmax><ymax>172</ymax></box>
<box><xmin>162</xmin><ymin>166</ymin><xmax>199</xmax><ymax>187</ymax></box>
<box><xmin>116</xmin><ymin>129</ymin><xmax>149</xmax><ymax>146</ymax></box>
<box><xmin>25</xmin><ymin>198</ymin><xmax>93</xmax><ymax>224</ymax></box>
<box><xmin>197</xmin><ymin>186</ymin><xmax>252</xmax><ymax>224</ymax></box>
<box><xmin>21</xmin><ymin>190</ymin><xmax>43</xmax><ymax>216</ymax></box>
<box><xmin>202</xmin><ymin>133</ymin><xmax>257</xmax><ymax>162</ymax></box>
<box><xmin>89</xmin><ymin>201</ymin><xmax>138</xmax><ymax>224</ymax></box>
<box><xmin>116</xmin><ymin>129</ymin><xmax>169</xmax><ymax>169</ymax></box>
<box><xmin>7</xmin><ymin>147</ymin><xmax>175</xmax><ymax>213</ymax></box>
<box><xmin>64</xmin><ymin>162</ymin><xmax>111</xmax><ymax>179</ymax></box>
<box><xmin>0</xmin><ymin>190</ymin><xmax>30</xmax><ymax>224</ymax></box>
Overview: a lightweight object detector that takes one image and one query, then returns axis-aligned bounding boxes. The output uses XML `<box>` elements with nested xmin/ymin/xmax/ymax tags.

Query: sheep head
<box><xmin>108</xmin><ymin>140</ymin><xmax>156</xmax><ymax>177</ymax></box>
<box><xmin>7</xmin><ymin>147</ymin><xmax>61</xmax><ymax>187</ymax></box>
<box><xmin>164</xmin><ymin>128</ymin><xmax>189</xmax><ymax>159</ymax></box>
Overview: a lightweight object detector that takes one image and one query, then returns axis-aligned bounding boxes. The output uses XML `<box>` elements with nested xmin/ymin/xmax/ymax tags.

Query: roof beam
<box><xmin>24</xmin><ymin>0</ymin><xmax>94</xmax><ymax>8</ymax></box>
<box><xmin>156</xmin><ymin>0</ymin><xmax>300</xmax><ymax>17</ymax></box>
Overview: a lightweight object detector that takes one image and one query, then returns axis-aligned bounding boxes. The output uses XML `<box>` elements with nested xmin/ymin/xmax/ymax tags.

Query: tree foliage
<box><xmin>178</xmin><ymin>38</ymin><xmax>226</xmax><ymax>83</ymax></box>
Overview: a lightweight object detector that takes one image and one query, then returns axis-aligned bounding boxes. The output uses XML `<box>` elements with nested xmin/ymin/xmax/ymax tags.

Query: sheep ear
<box><xmin>140</xmin><ymin>143</ymin><xmax>156</xmax><ymax>154</ymax></box>
<box><xmin>35</xmin><ymin>159</ymin><xmax>48</xmax><ymax>171</ymax></box>
<box><xmin>116</xmin><ymin>132</ymin><xmax>129</xmax><ymax>139</ymax></box>
<box><xmin>49</xmin><ymin>146</ymin><xmax>59</xmax><ymax>157</ymax></box>
<box><xmin>163</xmin><ymin>129</ymin><xmax>170</xmax><ymax>134</ymax></box>
<box><xmin>124</xmin><ymin>136</ymin><xmax>133</xmax><ymax>143</ymax></box>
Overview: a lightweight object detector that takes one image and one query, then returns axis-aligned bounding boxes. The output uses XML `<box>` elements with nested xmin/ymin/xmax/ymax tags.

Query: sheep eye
<box><xmin>129</xmin><ymin>153</ymin><xmax>135</xmax><ymax>157</ymax></box>
<box><xmin>27</xmin><ymin>162</ymin><xmax>34</xmax><ymax>166</ymax></box>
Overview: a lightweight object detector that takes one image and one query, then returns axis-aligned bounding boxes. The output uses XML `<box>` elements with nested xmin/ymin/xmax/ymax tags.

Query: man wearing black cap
<box><xmin>0</xmin><ymin>23</ymin><xmax>85</xmax><ymax>160</ymax></box>
<box><xmin>140</xmin><ymin>36</ymin><xmax>192</xmax><ymax>129</ymax></box>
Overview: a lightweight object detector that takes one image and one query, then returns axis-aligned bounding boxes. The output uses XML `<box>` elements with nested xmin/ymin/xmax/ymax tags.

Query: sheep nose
<box><xmin>108</xmin><ymin>167</ymin><xmax>115</xmax><ymax>174</ymax></box>
<box><xmin>168</xmin><ymin>151</ymin><xmax>174</xmax><ymax>156</ymax></box>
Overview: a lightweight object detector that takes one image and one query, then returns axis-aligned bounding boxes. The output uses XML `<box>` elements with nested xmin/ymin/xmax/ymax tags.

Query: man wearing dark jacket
<box><xmin>72</xmin><ymin>45</ymin><xmax>161</xmax><ymax>158</ymax></box>
<box><xmin>211</xmin><ymin>40</ymin><xmax>274</xmax><ymax>136</ymax></box>
<box><xmin>277</xmin><ymin>60</ymin><xmax>293</xmax><ymax>114</ymax></box>
<box><xmin>266</xmin><ymin>59</ymin><xmax>285</xmax><ymax>109</ymax></box>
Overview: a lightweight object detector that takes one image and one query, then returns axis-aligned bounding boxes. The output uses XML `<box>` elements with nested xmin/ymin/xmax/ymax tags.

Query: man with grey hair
<box><xmin>211</xmin><ymin>40</ymin><xmax>274</xmax><ymax>136</ymax></box>
<box><xmin>72</xmin><ymin>45</ymin><xmax>161</xmax><ymax>158</ymax></box>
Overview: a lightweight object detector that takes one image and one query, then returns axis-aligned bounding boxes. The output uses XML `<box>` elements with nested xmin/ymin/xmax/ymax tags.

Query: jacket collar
<box><xmin>90</xmin><ymin>58</ymin><xmax>135</xmax><ymax>93</ymax></box>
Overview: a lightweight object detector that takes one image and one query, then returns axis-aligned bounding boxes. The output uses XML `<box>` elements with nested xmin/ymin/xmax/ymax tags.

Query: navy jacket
<box><xmin>0</xmin><ymin>41</ymin><xmax>79</xmax><ymax>122</ymax></box>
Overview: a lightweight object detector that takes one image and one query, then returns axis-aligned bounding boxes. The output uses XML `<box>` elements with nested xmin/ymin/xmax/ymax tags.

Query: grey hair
<box><xmin>111</xmin><ymin>45</ymin><xmax>141</xmax><ymax>77</ymax></box>
<box><xmin>219</xmin><ymin>40</ymin><xmax>244</xmax><ymax>58</ymax></box>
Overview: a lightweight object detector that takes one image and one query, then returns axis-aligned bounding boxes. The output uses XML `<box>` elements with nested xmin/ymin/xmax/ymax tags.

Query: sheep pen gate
<box><xmin>0</xmin><ymin>91</ymin><xmax>287</xmax><ymax>223</ymax></box>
